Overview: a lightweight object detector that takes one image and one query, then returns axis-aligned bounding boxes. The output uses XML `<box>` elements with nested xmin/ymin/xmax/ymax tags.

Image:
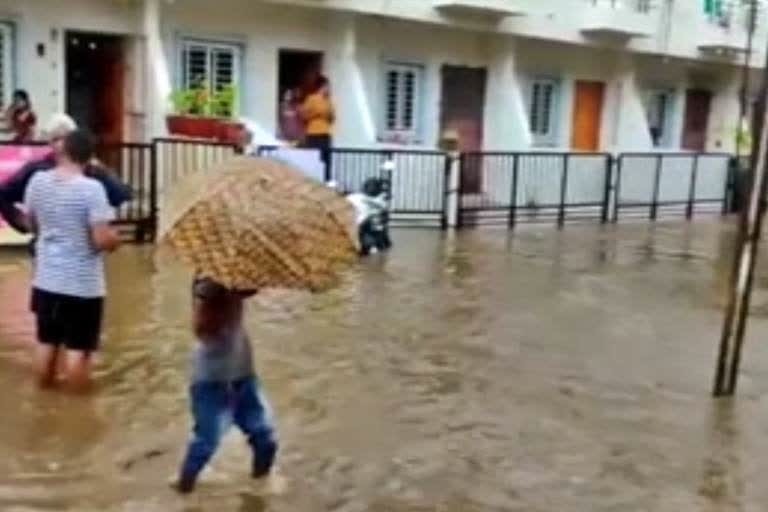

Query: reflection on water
<box><xmin>3</xmin><ymin>220</ymin><xmax>768</xmax><ymax>511</ymax></box>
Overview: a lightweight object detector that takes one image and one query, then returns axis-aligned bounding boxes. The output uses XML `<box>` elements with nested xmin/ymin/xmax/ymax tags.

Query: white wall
<box><xmin>0</xmin><ymin>0</ymin><xmax>142</xmax><ymax>132</ymax></box>
<box><xmin>163</xmin><ymin>0</ymin><xmax>346</xmax><ymax>138</ymax></box>
<box><xmin>266</xmin><ymin>0</ymin><xmax>768</xmax><ymax>68</ymax></box>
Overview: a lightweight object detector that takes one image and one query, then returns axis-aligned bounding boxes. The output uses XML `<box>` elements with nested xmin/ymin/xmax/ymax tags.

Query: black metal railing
<box><xmin>99</xmin><ymin>142</ymin><xmax>156</xmax><ymax>242</ymax></box>
<box><xmin>613</xmin><ymin>153</ymin><xmax>732</xmax><ymax>222</ymax></box>
<box><xmin>0</xmin><ymin>139</ymin><xmax>739</xmax><ymax>242</ymax></box>
<box><xmin>458</xmin><ymin>152</ymin><xmax>612</xmax><ymax>228</ymax></box>
<box><xmin>258</xmin><ymin>146</ymin><xmax>451</xmax><ymax>228</ymax></box>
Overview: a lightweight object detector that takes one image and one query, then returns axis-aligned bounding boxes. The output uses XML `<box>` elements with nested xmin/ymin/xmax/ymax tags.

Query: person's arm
<box><xmin>21</xmin><ymin>174</ymin><xmax>40</xmax><ymax>234</ymax></box>
<box><xmin>0</xmin><ymin>161</ymin><xmax>40</xmax><ymax>233</ymax></box>
<box><xmin>86</xmin><ymin>163</ymin><xmax>133</xmax><ymax>208</ymax></box>
<box><xmin>87</xmin><ymin>182</ymin><xmax>120</xmax><ymax>252</ymax></box>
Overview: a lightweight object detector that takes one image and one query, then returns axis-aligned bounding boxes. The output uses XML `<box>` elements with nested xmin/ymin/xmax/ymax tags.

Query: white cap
<box><xmin>44</xmin><ymin>113</ymin><xmax>77</xmax><ymax>140</ymax></box>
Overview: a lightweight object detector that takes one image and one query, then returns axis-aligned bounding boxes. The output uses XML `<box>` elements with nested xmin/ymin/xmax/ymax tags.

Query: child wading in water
<box><xmin>176</xmin><ymin>277</ymin><xmax>278</xmax><ymax>493</ymax></box>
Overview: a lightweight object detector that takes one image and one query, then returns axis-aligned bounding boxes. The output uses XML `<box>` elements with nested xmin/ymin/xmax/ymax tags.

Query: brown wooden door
<box><xmin>571</xmin><ymin>81</ymin><xmax>605</xmax><ymax>151</ymax></box>
<box><xmin>682</xmin><ymin>89</ymin><xmax>712</xmax><ymax>151</ymax></box>
<box><xmin>441</xmin><ymin>66</ymin><xmax>486</xmax><ymax>194</ymax></box>
<box><xmin>66</xmin><ymin>32</ymin><xmax>125</xmax><ymax>146</ymax></box>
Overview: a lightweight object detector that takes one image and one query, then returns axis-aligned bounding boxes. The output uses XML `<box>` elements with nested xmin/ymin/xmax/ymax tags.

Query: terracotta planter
<box><xmin>216</xmin><ymin>121</ymin><xmax>245</xmax><ymax>144</ymax></box>
<box><xmin>166</xmin><ymin>115</ymin><xmax>219</xmax><ymax>140</ymax></box>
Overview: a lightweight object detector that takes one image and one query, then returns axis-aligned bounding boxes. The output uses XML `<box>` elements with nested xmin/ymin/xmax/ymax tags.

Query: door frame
<box><xmin>570</xmin><ymin>80</ymin><xmax>606</xmax><ymax>152</ymax></box>
<box><xmin>63</xmin><ymin>29</ymin><xmax>128</xmax><ymax>145</ymax></box>
<box><xmin>440</xmin><ymin>64</ymin><xmax>487</xmax><ymax>194</ymax></box>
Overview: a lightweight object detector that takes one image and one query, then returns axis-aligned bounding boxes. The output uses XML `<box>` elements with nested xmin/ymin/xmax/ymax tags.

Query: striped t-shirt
<box><xmin>24</xmin><ymin>170</ymin><xmax>115</xmax><ymax>298</ymax></box>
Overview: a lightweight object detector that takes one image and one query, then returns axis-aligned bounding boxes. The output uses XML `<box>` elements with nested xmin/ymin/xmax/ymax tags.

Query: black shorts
<box><xmin>32</xmin><ymin>288</ymin><xmax>104</xmax><ymax>352</ymax></box>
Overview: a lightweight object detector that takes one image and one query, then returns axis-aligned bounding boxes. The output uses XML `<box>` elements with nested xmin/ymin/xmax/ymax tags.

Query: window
<box><xmin>528</xmin><ymin>78</ymin><xmax>559</xmax><ymax>146</ymax></box>
<box><xmin>381</xmin><ymin>62</ymin><xmax>424</xmax><ymax>143</ymax></box>
<box><xmin>0</xmin><ymin>23</ymin><xmax>13</xmax><ymax>110</ymax></box>
<box><xmin>180</xmin><ymin>38</ymin><xmax>241</xmax><ymax>114</ymax></box>
<box><xmin>643</xmin><ymin>89</ymin><xmax>675</xmax><ymax>148</ymax></box>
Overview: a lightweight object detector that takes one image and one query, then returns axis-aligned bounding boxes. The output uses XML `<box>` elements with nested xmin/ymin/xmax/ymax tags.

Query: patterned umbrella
<box><xmin>159</xmin><ymin>156</ymin><xmax>357</xmax><ymax>292</ymax></box>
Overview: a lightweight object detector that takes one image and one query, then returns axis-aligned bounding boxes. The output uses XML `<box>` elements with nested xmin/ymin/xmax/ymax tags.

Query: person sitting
<box><xmin>346</xmin><ymin>177</ymin><xmax>392</xmax><ymax>256</ymax></box>
<box><xmin>3</xmin><ymin>90</ymin><xmax>37</xmax><ymax>143</ymax></box>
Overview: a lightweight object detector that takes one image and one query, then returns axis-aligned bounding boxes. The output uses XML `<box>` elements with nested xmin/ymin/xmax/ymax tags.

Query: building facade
<box><xmin>0</xmin><ymin>0</ymin><xmax>764</xmax><ymax>153</ymax></box>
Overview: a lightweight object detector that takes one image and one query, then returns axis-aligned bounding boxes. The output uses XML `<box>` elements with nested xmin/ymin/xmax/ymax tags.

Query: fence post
<box><xmin>441</xmin><ymin>153</ymin><xmax>451</xmax><ymax>230</ymax></box>
<box><xmin>613</xmin><ymin>155</ymin><xmax>622</xmax><ymax>223</ymax></box>
<box><xmin>686</xmin><ymin>154</ymin><xmax>700</xmax><ymax>220</ymax></box>
<box><xmin>149</xmin><ymin>141</ymin><xmax>159</xmax><ymax>242</ymax></box>
<box><xmin>601</xmin><ymin>154</ymin><xmax>613</xmax><ymax>224</ymax></box>
<box><xmin>558</xmin><ymin>154</ymin><xmax>569</xmax><ymax>228</ymax></box>
<box><xmin>650</xmin><ymin>154</ymin><xmax>663</xmax><ymax>221</ymax></box>
<box><xmin>723</xmin><ymin>156</ymin><xmax>736</xmax><ymax>215</ymax></box>
<box><xmin>509</xmin><ymin>154</ymin><xmax>519</xmax><ymax>229</ymax></box>
<box><xmin>447</xmin><ymin>152</ymin><xmax>462</xmax><ymax>229</ymax></box>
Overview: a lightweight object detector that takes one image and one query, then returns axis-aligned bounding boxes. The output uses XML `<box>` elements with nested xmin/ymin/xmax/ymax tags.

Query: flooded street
<box><xmin>3</xmin><ymin>220</ymin><xmax>768</xmax><ymax>511</ymax></box>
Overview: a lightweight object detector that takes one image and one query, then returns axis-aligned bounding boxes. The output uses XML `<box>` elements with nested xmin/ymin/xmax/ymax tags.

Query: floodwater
<box><xmin>2</xmin><ymin>221</ymin><xmax>768</xmax><ymax>511</ymax></box>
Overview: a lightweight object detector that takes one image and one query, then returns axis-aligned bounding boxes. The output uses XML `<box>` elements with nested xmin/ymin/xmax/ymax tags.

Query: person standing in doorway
<box><xmin>3</xmin><ymin>90</ymin><xmax>37</xmax><ymax>142</ymax></box>
<box><xmin>22</xmin><ymin>130</ymin><xmax>120</xmax><ymax>390</ymax></box>
<box><xmin>300</xmin><ymin>75</ymin><xmax>335</xmax><ymax>180</ymax></box>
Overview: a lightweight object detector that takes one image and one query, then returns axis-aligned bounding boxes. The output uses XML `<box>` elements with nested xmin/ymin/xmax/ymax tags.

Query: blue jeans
<box><xmin>179</xmin><ymin>376</ymin><xmax>277</xmax><ymax>480</ymax></box>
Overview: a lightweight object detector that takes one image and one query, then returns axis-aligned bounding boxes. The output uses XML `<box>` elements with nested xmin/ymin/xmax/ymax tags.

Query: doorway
<box><xmin>277</xmin><ymin>50</ymin><xmax>323</xmax><ymax>140</ymax></box>
<box><xmin>682</xmin><ymin>89</ymin><xmax>712</xmax><ymax>151</ymax></box>
<box><xmin>65</xmin><ymin>31</ymin><xmax>126</xmax><ymax>145</ymax></box>
<box><xmin>571</xmin><ymin>81</ymin><xmax>605</xmax><ymax>151</ymax></box>
<box><xmin>441</xmin><ymin>65</ymin><xmax>486</xmax><ymax>194</ymax></box>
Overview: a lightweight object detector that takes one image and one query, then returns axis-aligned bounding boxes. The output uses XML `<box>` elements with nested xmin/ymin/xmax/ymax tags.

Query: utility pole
<box><xmin>736</xmin><ymin>0</ymin><xmax>759</xmax><ymax>159</ymax></box>
<box><xmin>713</xmin><ymin>4</ymin><xmax>768</xmax><ymax>396</ymax></box>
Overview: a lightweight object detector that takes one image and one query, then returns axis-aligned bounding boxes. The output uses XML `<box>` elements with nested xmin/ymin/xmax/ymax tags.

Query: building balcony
<box><xmin>697</xmin><ymin>1</ymin><xmax>759</xmax><ymax>59</ymax></box>
<box><xmin>432</xmin><ymin>0</ymin><xmax>527</xmax><ymax>18</ymax></box>
<box><xmin>579</xmin><ymin>0</ymin><xmax>657</xmax><ymax>39</ymax></box>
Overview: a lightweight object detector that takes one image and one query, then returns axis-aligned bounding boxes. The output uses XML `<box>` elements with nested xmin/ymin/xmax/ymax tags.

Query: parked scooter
<box><xmin>346</xmin><ymin>173</ymin><xmax>392</xmax><ymax>256</ymax></box>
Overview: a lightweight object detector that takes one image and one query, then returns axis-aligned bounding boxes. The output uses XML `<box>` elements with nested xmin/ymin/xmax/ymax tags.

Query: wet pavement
<box><xmin>1</xmin><ymin>220</ymin><xmax>768</xmax><ymax>511</ymax></box>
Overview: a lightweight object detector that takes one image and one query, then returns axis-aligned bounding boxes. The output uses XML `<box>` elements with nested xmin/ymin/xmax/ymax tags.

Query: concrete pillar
<box><xmin>324</xmin><ymin>14</ymin><xmax>375</xmax><ymax>146</ymax></box>
<box><xmin>484</xmin><ymin>36</ymin><xmax>531</xmax><ymax>150</ymax></box>
<box><xmin>611</xmin><ymin>56</ymin><xmax>653</xmax><ymax>151</ymax></box>
<box><xmin>143</xmin><ymin>0</ymin><xmax>172</xmax><ymax>139</ymax></box>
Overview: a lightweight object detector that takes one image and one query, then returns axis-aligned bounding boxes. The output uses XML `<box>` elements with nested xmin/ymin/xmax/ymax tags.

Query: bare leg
<box><xmin>65</xmin><ymin>350</ymin><xmax>94</xmax><ymax>393</ymax></box>
<box><xmin>36</xmin><ymin>344</ymin><xmax>61</xmax><ymax>389</ymax></box>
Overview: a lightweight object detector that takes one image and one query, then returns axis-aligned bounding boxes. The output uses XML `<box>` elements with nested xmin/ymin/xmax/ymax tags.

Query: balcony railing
<box><xmin>587</xmin><ymin>0</ymin><xmax>654</xmax><ymax>13</ymax></box>
<box><xmin>706</xmin><ymin>0</ymin><xmax>763</xmax><ymax>31</ymax></box>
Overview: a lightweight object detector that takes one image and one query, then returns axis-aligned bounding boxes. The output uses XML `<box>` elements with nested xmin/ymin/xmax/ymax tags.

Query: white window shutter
<box><xmin>529</xmin><ymin>78</ymin><xmax>559</xmax><ymax>146</ymax></box>
<box><xmin>180</xmin><ymin>38</ymin><xmax>241</xmax><ymax>115</ymax></box>
<box><xmin>0</xmin><ymin>24</ymin><xmax>13</xmax><ymax>110</ymax></box>
<box><xmin>381</xmin><ymin>62</ymin><xmax>423</xmax><ymax>142</ymax></box>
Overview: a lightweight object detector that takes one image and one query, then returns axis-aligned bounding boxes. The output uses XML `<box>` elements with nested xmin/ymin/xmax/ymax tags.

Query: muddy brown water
<box><xmin>2</xmin><ymin>221</ymin><xmax>768</xmax><ymax>511</ymax></box>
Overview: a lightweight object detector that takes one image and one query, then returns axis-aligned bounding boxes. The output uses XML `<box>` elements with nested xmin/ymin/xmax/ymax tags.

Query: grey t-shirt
<box><xmin>24</xmin><ymin>171</ymin><xmax>115</xmax><ymax>298</ymax></box>
<box><xmin>191</xmin><ymin>327</ymin><xmax>255</xmax><ymax>383</ymax></box>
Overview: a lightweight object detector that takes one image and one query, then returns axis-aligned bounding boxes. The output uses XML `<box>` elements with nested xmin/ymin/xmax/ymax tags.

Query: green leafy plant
<box><xmin>169</xmin><ymin>79</ymin><xmax>211</xmax><ymax>116</ymax></box>
<box><xmin>210</xmin><ymin>84</ymin><xmax>238</xmax><ymax>119</ymax></box>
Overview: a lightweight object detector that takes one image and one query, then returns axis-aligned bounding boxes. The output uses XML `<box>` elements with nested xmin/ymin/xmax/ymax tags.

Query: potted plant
<box><xmin>166</xmin><ymin>81</ymin><xmax>244</xmax><ymax>143</ymax></box>
<box><xmin>210</xmin><ymin>85</ymin><xmax>245</xmax><ymax>144</ymax></box>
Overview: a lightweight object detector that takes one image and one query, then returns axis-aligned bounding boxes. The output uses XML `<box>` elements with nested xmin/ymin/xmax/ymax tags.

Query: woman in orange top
<box><xmin>299</xmin><ymin>75</ymin><xmax>334</xmax><ymax>179</ymax></box>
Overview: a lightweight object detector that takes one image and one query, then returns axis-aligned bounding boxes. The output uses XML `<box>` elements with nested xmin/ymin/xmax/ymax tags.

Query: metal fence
<box><xmin>613</xmin><ymin>153</ymin><xmax>733</xmax><ymax>222</ymax></box>
<box><xmin>0</xmin><ymin>139</ymin><xmax>739</xmax><ymax>242</ymax></box>
<box><xmin>154</xmin><ymin>137</ymin><xmax>239</xmax><ymax>191</ymax></box>
<box><xmin>258</xmin><ymin>146</ymin><xmax>451</xmax><ymax>228</ymax></box>
<box><xmin>99</xmin><ymin>142</ymin><xmax>156</xmax><ymax>242</ymax></box>
<box><xmin>458</xmin><ymin>152</ymin><xmax>612</xmax><ymax>227</ymax></box>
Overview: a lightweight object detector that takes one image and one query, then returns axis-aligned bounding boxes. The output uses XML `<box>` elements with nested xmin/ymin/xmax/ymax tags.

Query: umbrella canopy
<box><xmin>159</xmin><ymin>156</ymin><xmax>358</xmax><ymax>292</ymax></box>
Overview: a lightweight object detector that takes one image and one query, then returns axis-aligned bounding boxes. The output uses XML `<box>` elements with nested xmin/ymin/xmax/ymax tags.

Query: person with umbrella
<box><xmin>161</xmin><ymin>156</ymin><xmax>359</xmax><ymax>492</ymax></box>
<box><xmin>175</xmin><ymin>277</ymin><xmax>277</xmax><ymax>493</ymax></box>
